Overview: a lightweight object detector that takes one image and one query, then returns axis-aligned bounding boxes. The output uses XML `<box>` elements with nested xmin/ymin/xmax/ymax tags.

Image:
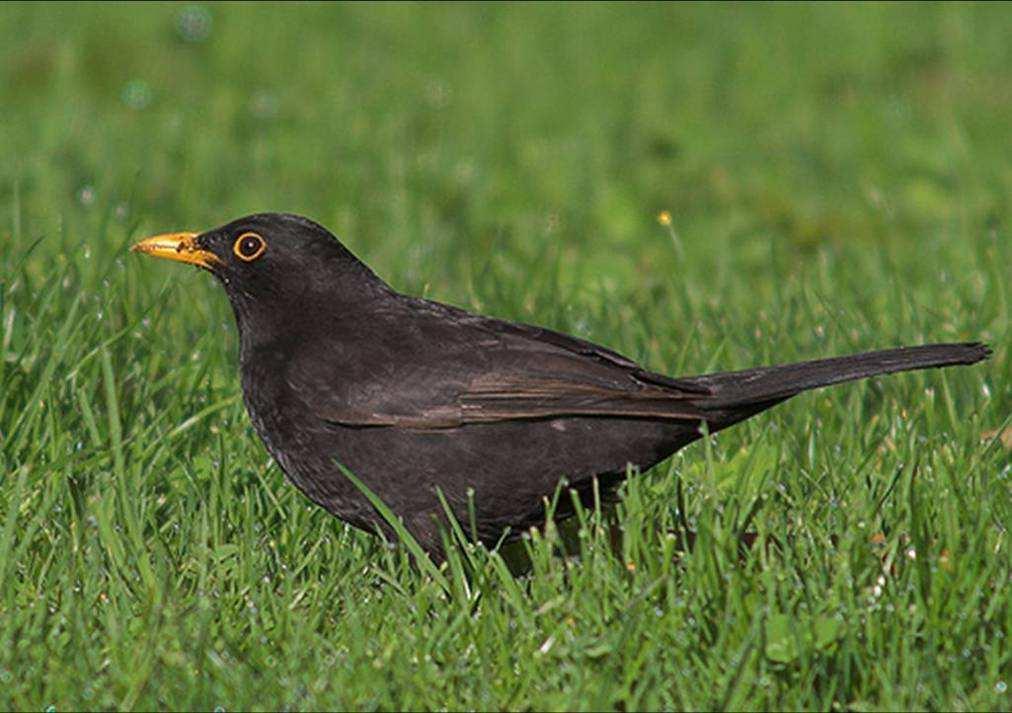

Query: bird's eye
<box><xmin>233</xmin><ymin>232</ymin><xmax>266</xmax><ymax>262</ymax></box>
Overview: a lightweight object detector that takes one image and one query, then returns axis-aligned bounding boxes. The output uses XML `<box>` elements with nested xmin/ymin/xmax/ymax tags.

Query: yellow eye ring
<box><xmin>234</xmin><ymin>232</ymin><xmax>266</xmax><ymax>262</ymax></box>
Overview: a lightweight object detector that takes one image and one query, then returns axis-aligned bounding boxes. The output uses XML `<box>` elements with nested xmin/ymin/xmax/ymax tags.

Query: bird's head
<box><xmin>132</xmin><ymin>212</ymin><xmax>387</xmax><ymax>340</ymax></box>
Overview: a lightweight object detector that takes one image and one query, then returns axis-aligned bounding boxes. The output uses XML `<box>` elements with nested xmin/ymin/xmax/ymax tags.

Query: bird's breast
<box><xmin>239</xmin><ymin>353</ymin><xmax>338</xmax><ymax>499</ymax></box>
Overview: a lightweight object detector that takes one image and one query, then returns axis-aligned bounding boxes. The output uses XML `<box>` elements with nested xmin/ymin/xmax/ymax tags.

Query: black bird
<box><xmin>133</xmin><ymin>213</ymin><xmax>989</xmax><ymax>557</ymax></box>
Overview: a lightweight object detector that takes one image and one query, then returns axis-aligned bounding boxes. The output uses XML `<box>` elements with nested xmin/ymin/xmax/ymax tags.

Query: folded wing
<box><xmin>286</xmin><ymin>301</ymin><xmax>710</xmax><ymax>430</ymax></box>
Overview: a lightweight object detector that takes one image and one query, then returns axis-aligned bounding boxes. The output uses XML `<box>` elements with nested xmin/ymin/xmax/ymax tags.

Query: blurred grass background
<box><xmin>1</xmin><ymin>2</ymin><xmax>1009</xmax><ymax>710</ymax></box>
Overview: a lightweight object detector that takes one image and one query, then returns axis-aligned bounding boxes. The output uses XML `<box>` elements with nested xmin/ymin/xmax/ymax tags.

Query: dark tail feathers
<box><xmin>685</xmin><ymin>342</ymin><xmax>990</xmax><ymax>411</ymax></box>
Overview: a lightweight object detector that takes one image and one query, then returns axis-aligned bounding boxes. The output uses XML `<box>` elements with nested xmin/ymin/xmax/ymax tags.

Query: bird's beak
<box><xmin>131</xmin><ymin>232</ymin><xmax>221</xmax><ymax>270</ymax></box>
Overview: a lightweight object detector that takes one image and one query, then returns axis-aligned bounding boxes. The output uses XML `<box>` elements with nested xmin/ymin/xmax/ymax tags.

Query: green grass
<box><xmin>2</xmin><ymin>2</ymin><xmax>1010</xmax><ymax>709</ymax></box>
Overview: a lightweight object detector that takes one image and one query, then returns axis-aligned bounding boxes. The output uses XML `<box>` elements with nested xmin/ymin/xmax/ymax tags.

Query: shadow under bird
<box><xmin>133</xmin><ymin>213</ymin><xmax>989</xmax><ymax>557</ymax></box>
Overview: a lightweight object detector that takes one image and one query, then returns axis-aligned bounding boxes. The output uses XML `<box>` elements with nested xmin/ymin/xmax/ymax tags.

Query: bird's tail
<box><xmin>681</xmin><ymin>342</ymin><xmax>990</xmax><ymax>426</ymax></box>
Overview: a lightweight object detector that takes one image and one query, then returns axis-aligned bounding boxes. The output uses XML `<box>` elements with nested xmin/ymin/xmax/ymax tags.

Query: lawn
<box><xmin>1</xmin><ymin>2</ymin><xmax>1009</xmax><ymax>710</ymax></box>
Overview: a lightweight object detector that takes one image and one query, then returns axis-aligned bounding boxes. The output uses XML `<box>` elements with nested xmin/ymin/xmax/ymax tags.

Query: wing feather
<box><xmin>287</xmin><ymin>297</ymin><xmax>712</xmax><ymax>430</ymax></box>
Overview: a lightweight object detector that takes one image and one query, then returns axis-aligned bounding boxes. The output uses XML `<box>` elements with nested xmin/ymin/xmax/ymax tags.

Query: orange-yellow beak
<box><xmin>131</xmin><ymin>232</ymin><xmax>220</xmax><ymax>270</ymax></box>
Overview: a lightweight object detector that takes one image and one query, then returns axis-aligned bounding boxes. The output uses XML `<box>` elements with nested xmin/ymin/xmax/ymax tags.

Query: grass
<box><xmin>1</xmin><ymin>2</ymin><xmax>1009</xmax><ymax>710</ymax></box>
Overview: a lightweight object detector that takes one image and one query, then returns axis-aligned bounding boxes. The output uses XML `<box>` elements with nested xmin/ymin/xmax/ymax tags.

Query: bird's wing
<box><xmin>287</xmin><ymin>300</ymin><xmax>711</xmax><ymax>430</ymax></box>
<box><xmin>455</xmin><ymin>369</ymin><xmax>706</xmax><ymax>424</ymax></box>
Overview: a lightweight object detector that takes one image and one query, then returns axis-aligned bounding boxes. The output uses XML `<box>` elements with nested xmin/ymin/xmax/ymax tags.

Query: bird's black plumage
<box><xmin>133</xmin><ymin>213</ymin><xmax>990</xmax><ymax>556</ymax></box>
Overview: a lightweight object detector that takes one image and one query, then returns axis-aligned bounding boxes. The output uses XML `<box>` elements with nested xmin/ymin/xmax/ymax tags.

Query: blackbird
<box><xmin>133</xmin><ymin>213</ymin><xmax>989</xmax><ymax>557</ymax></box>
